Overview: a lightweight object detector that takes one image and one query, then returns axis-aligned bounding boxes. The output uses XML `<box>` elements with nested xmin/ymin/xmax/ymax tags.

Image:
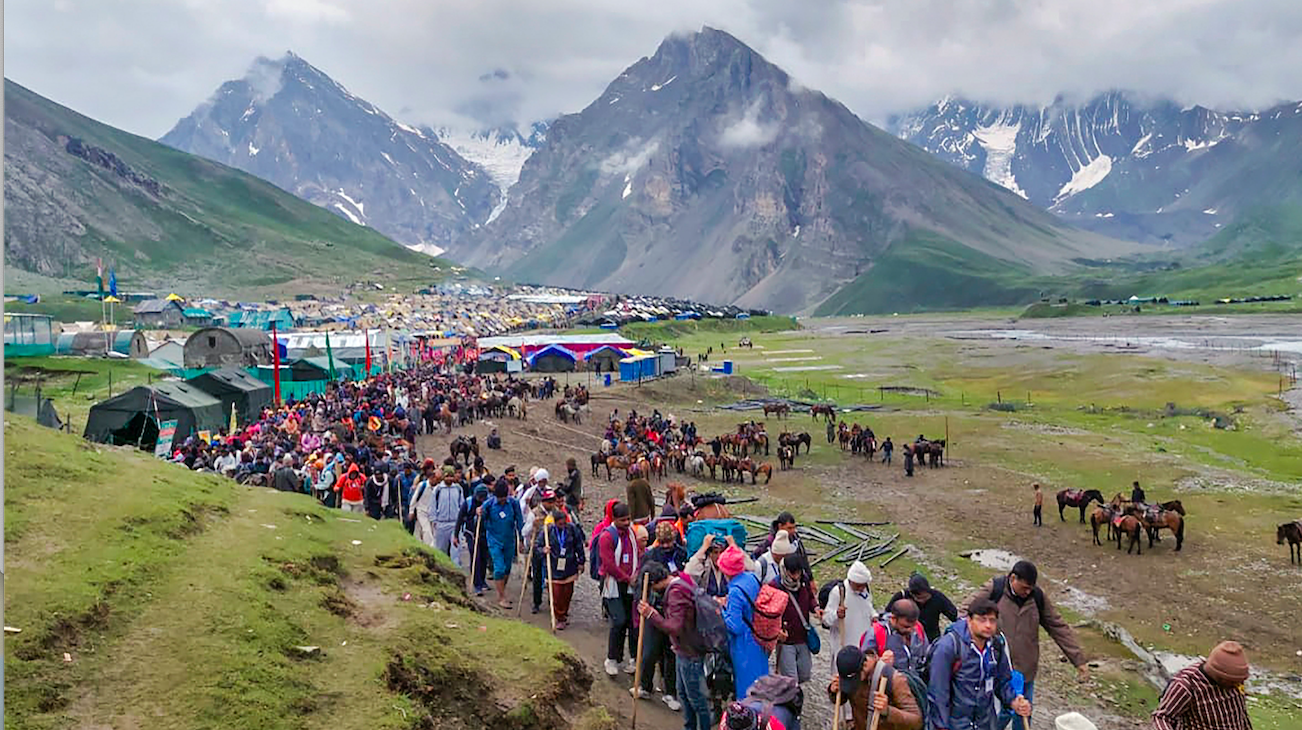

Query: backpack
<box><xmin>678</xmin><ymin>578</ymin><xmax>729</xmax><ymax>653</ymax></box>
<box><xmin>742</xmin><ymin>674</ymin><xmax>803</xmax><ymax>726</ymax></box>
<box><xmin>588</xmin><ymin>525</ymin><xmax>619</xmax><ymax>581</ymax></box>
<box><xmin>990</xmin><ymin>575</ymin><xmax>1045</xmax><ymax>616</ymax></box>
<box><xmin>744</xmin><ymin>583</ymin><xmax>790</xmax><ymax>653</ymax></box>
<box><xmin>919</xmin><ymin>627</ymin><xmax>1007</xmax><ymax>685</ymax></box>
<box><xmin>817</xmin><ymin>580</ymin><xmax>844</xmax><ymax>613</ymax></box>
<box><xmin>865</xmin><ymin>617</ymin><xmax>927</xmax><ymax>657</ymax></box>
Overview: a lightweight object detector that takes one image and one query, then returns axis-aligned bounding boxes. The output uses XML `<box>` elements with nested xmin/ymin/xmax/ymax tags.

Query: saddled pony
<box><xmin>1114</xmin><ymin>513</ymin><xmax>1144</xmax><ymax>554</ymax></box>
<box><xmin>691</xmin><ymin>494</ymin><xmax>733</xmax><ymax>520</ymax></box>
<box><xmin>781</xmin><ymin>431</ymin><xmax>812</xmax><ymax>455</ymax></box>
<box><xmin>1089</xmin><ymin>505</ymin><xmax>1116</xmax><ymax>545</ymax></box>
<box><xmin>1058</xmin><ymin>489</ymin><xmax>1105</xmax><ymax>524</ymax></box>
<box><xmin>1278</xmin><ymin>520</ymin><xmax>1302</xmax><ymax>565</ymax></box>
<box><xmin>450</xmin><ymin>435</ymin><xmax>478</xmax><ymax>464</ymax></box>
<box><xmin>762</xmin><ymin>403</ymin><xmax>790</xmax><ymax>419</ymax></box>
<box><xmin>1139</xmin><ymin>500</ymin><xmax>1186</xmax><ymax>551</ymax></box>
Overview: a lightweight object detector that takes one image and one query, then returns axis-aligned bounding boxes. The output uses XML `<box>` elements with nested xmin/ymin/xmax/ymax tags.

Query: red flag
<box><xmin>271</xmin><ymin>323</ymin><xmax>282</xmax><ymax>405</ymax></box>
<box><xmin>364</xmin><ymin>329</ymin><xmax>372</xmax><ymax>376</ymax></box>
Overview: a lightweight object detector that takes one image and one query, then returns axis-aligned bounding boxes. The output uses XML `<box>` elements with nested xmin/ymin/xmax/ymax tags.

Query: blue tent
<box><xmin>527</xmin><ymin>344</ymin><xmax>578</xmax><ymax>372</ymax></box>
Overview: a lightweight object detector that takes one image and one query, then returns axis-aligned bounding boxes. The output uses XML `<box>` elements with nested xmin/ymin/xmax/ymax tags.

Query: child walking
<box><xmin>1033</xmin><ymin>483</ymin><xmax>1044</xmax><ymax>526</ymax></box>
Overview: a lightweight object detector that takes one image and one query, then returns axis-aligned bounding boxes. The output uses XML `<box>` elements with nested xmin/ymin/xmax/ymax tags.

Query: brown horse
<box><xmin>810</xmin><ymin>404</ymin><xmax>836</xmax><ymax>421</ymax></box>
<box><xmin>780</xmin><ymin>432</ymin><xmax>812</xmax><ymax>455</ymax></box>
<box><xmin>1114</xmin><ymin>513</ymin><xmax>1144</xmax><ymax>554</ymax></box>
<box><xmin>605</xmin><ymin>455</ymin><xmax>631</xmax><ymax>481</ymax></box>
<box><xmin>1057</xmin><ymin>489</ymin><xmax>1105</xmax><ymax>523</ymax></box>
<box><xmin>450</xmin><ymin>435</ymin><xmax>478</xmax><ymax>464</ymax></box>
<box><xmin>694</xmin><ymin>501</ymin><xmax>732</xmax><ymax>520</ymax></box>
<box><xmin>1139</xmin><ymin>500</ymin><xmax>1187</xmax><ymax>551</ymax></box>
<box><xmin>762</xmin><ymin>403</ymin><xmax>790</xmax><ymax>419</ymax></box>
<box><xmin>754</xmin><ymin>462</ymin><xmax>774</xmax><ymax>484</ymax></box>
<box><xmin>1277</xmin><ymin>521</ymin><xmax>1302</xmax><ymax>565</ymax></box>
<box><xmin>1089</xmin><ymin>505</ymin><xmax>1115</xmax><ymax>545</ymax></box>
<box><xmin>916</xmin><ymin>439</ymin><xmax>945</xmax><ymax>467</ymax></box>
<box><xmin>778</xmin><ymin>445</ymin><xmax>795</xmax><ymax>470</ymax></box>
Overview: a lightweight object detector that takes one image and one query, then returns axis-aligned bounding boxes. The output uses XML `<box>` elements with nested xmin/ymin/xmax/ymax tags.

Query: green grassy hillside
<box><xmin>3</xmin><ymin>80</ymin><xmax>439</xmax><ymax>297</ymax></box>
<box><xmin>3</xmin><ymin>418</ymin><xmax>606</xmax><ymax>730</ymax></box>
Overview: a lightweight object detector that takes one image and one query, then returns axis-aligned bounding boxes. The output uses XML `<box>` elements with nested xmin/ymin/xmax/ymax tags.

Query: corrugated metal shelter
<box><xmin>184</xmin><ymin>327</ymin><xmax>273</xmax><ymax>368</ymax></box>
<box><xmin>528</xmin><ymin>344</ymin><xmax>578</xmax><ymax>373</ymax></box>
<box><xmin>187</xmin><ymin>368</ymin><xmax>273</xmax><ymax>424</ymax></box>
<box><xmin>84</xmin><ymin>382</ymin><xmax>226</xmax><ymax>448</ymax></box>
<box><xmin>133</xmin><ymin>299</ymin><xmax>185</xmax><ymax>328</ymax></box>
<box><xmin>228</xmin><ymin>308</ymin><xmax>296</xmax><ymax>331</ymax></box>
<box><xmin>55</xmin><ymin>330</ymin><xmax>149</xmax><ymax>358</ymax></box>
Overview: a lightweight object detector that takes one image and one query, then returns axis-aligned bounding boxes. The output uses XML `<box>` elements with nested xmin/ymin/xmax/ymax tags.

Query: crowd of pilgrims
<box><xmin>153</xmin><ymin>365</ymin><xmax>1137</xmax><ymax>730</ymax></box>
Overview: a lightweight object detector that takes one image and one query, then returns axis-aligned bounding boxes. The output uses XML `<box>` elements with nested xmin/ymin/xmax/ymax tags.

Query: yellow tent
<box><xmin>165</xmin><ymin>293</ymin><xmax>184</xmax><ymax>302</ymax></box>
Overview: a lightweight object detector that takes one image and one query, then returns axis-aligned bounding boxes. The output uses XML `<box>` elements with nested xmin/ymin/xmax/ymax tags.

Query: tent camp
<box><xmin>84</xmin><ymin>382</ymin><xmax>226</xmax><ymax>450</ymax></box>
<box><xmin>528</xmin><ymin>344</ymin><xmax>578</xmax><ymax>373</ymax></box>
<box><xmin>187</xmin><ymin>368</ymin><xmax>273</xmax><ymax>425</ymax></box>
<box><xmin>585</xmin><ymin>345</ymin><xmax>626</xmax><ymax>372</ymax></box>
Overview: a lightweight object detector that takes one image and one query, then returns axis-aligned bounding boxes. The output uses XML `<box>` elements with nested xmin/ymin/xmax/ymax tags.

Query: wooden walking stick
<box><xmin>543</xmin><ymin>520</ymin><xmax>557</xmax><ymax>632</ymax></box>
<box><xmin>470</xmin><ymin>507</ymin><xmax>484</xmax><ymax>592</ymax></box>
<box><xmin>516</xmin><ymin>541</ymin><xmax>533</xmax><ymax>617</ymax></box>
<box><xmin>867</xmin><ymin>674</ymin><xmax>889</xmax><ymax>730</ymax></box>
<box><xmin>833</xmin><ymin>686</ymin><xmax>843</xmax><ymax>730</ymax></box>
<box><xmin>631</xmin><ymin>572</ymin><xmax>650</xmax><ymax>730</ymax></box>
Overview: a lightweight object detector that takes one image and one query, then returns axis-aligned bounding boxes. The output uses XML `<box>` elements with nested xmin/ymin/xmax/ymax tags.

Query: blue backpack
<box><xmin>588</xmin><ymin>525</ymin><xmax>619</xmax><ymax>581</ymax></box>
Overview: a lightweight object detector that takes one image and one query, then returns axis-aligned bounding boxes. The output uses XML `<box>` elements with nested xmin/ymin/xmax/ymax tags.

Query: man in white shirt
<box><xmin>821</xmin><ymin>560</ymin><xmax>876</xmax><ymax>661</ymax></box>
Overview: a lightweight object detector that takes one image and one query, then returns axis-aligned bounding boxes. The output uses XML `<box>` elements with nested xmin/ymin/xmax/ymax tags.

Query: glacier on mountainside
<box><xmin>972</xmin><ymin>119</ymin><xmax>1027</xmax><ymax>199</ymax></box>
<box><xmin>405</xmin><ymin>242</ymin><xmax>446</xmax><ymax>257</ymax></box>
<box><xmin>438</xmin><ymin>128</ymin><xmax>537</xmax><ymax>225</ymax></box>
<box><xmin>1055</xmin><ymin>154</ymin><xmax>1112</xmax><ymax>202</ymax></box>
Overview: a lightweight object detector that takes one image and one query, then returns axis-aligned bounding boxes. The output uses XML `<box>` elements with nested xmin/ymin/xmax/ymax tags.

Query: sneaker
<box><xmin>604</xmin><ymin>659</ymin><xmax>620</xmax><ymax>677</ymax></box>
<box><xmin>622</xmin><ymin>658</ymin><xmax>638</xmax><ymax>674</ymax></box>
<box><xmin>531</xmin><ymin>605</ymin><xmax>540</xmax><ymax>614</ymax></box>
<box><xmin>662</xmin><ymin>695</ymin><xmax>682</xmax><ymax>711</ymax></box>
<box><xmin>629</xmin><ymin>687</ymin><xmax>651</xmax><ymax>700</ymax></box>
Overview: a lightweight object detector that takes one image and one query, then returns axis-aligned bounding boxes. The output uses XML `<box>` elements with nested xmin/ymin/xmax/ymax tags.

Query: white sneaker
<box><xmin>622</xmin><ymin>658</ymin><xmax>638</xmax><ymax>674</ymax></box>
<box><xmin>604</xmin><ymin>659</ymin><xmax>620</xmax><ymax>676</ymax></box>
<box><xmin>662</xmin><ymin>695</ymin><xmax>682</xmax><ymax>711</ymax></box>
<box><xmin>629</xmin><ymin>687</ymin><xmax>651</xmax><ymax>699</ymax></box>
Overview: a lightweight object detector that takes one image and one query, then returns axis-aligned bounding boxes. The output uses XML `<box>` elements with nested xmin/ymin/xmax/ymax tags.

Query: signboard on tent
<box><xmin>154</xmin><ymin>419</ymin><xmax>178</xmax><ymax>457</ymax></box>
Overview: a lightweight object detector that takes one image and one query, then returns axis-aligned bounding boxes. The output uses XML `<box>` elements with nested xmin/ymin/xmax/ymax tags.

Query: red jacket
<box><xmin>337</xmin><ymin>466</ymin><xmax>365</xmax><ymax>502</ymax></box>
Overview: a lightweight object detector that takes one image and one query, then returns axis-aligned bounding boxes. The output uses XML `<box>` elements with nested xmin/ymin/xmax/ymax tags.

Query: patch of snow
<box><xmin>381</xmin><ymin>151</ymin><xmax>396</xmax><ymax>166</ymax></box>
<box><xmin>972</xmin><ymin>118</ymin><xmax>1027</xmax><ymax>198</ymax></box>
<box><xmin>394</xmin><ymin>121</ymin><xmax>425</xmax><ymax>138</ymax></box>
<box><xmin>649</xmin><ymin>75</ymin><xmax>677</xmax><ymax>92</ymax></box>
<box><xmin>960</xmin><ymin>549</ymin><xmax>1022</xmax><ymax>572</ymax></box>
<box><xmin>485</xmin><ymin>193</ymin><xmax>508</xmax><ymax>225</ymax></box>
<box><xmin>336</xmin><ymin>190</ymin><xmax>365</xmax><ymax>218</ymax></box>
<box><xmin>1094</xmin><ymin>212</ymin><xmax>1115</xmax><ymax>218</ymax></box>
<box><xmin>240</xmin><ymin>105</ymin><xmax>256</xmax><ymax>122</ymax></box>
<box><xmin>1203</xmin><ymin>208</ymin><xmax>1217</xmax><ymax>215</ymax></box>
<box><xmin>405</xmin><ymin>242</ymin><xmax>445</xmax><ymax>257</ymax></box>
<box><xmin>332</xmin><ymin>203</ymin><xmax>364</xmax><ymax>226</ymax></box>
<box><xmin>1131</xmin><ymin>132</ymin><xmax>1153</xmax><ymax>157</ymax></box>
<box><xmin>622</xmin><ymin>174</ymin><xmax>632</xmax><ymax>199</ymax></box>
<box><xmin>1183</xmin><ymin>136</ymin><xmax>1224</xmax><ymax>151</ymax></box>
<box><xmin>1055</xmin><ymin>154</ymin><xmax>1112</xmax><ymax>201</ymax></box>
<box><xmin>609</xmin><ymin>97</ymin><xmax>620</xmax><ymax>105</ymax></box>
<box><xmin>247</xmin><ymin>141</ymin><xmax>260</xmax><ymax>156</ymax></box>
<box><xmin>437</xmin><ymin>128</ymin><xmax>535</xmax><ymax>193</ymax></box>
<box><xmin>793</xmin><ymin>225</ymin><xmax>800</xmax><ymax>238</ymax></box>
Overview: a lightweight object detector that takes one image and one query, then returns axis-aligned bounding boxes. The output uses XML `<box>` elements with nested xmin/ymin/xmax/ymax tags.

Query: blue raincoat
<box><xmin>723</xmin><ymin>571</ymin><xmax>768</xmax><ymax>698</ymax></box>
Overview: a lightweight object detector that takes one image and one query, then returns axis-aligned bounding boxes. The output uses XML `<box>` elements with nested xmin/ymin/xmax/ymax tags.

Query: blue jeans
<box><xmin>998</xmin><ymin>679</ymin><xmax>1034</xmax><ymax>730</ymax></box>
<box><xmin>676</xmin><ymin>656</ymin><xmax>713</xmax><ymax>730</ymax></box>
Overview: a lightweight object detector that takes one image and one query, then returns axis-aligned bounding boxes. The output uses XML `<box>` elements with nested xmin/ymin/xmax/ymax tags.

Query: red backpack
<box><xmin>745</xmin><ymin>584</ymin><xmax>790</xmax><ymax>653</ymax></box>
<box><xmin>864</xmin><ymin>617</ymin><xmax>926</xmax><ymax>655</ymax></box>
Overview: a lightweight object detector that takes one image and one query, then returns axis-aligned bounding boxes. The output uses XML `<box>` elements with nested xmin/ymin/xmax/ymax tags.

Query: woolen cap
<box><xmin>718</xmin><ymin>545</ymin><xmax>747</xmax><ymax>577</ymax></box>
<box><xmin>770</xmin><ymin>531</ymin><xmax>796</xmax><ymax>557</ymax></box>
<box><xmin>1204</xmin><ymin>640</ymin><xmax>1250</xmax><ymax>686</ymax></box>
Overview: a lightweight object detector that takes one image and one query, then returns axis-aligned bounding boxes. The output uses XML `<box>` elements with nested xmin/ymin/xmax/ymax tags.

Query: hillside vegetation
<box><xmin>3</xmin><ymin>80</ymin><xmax>437</xmax><ymax>298</ymax></box>
<box><xmin>3</xmin><ymin>417</ymin><xmax>607</xmax><ymax>730</ymax></box>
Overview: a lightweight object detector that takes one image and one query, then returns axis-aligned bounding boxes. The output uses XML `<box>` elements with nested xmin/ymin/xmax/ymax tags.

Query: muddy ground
<box><xmin>410</xmin><ymin>315</ymin><xmax>1302</xmax><ymax>729</ymax></box>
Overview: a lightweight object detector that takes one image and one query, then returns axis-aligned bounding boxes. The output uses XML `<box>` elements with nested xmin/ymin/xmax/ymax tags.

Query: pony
<box><xmin>762</xmin><ymin>403</ymin><xmax>790</xmax><ymax>419</ymax></box>
<box><xmin>507</xmin><ymin>396</ymin><xmax>527</xmax><ymax>420</ymax></box>
<box><xmin>1278</xmin><ymin>521</ymin><xmax>1302</xmax><ymax>565</ymax></box>
<box><xmin>778</xmin><ymin>445</ymin><xmax>795</xmax><ymax>470</ymax></box>
<box><xmin>1057</xmin><ymin>489</ymin><xmax>1105</xmax><ymax>524</ymax></box>
<box><xmin>780</xmin><ymin>432</ymin><xmax>812</xmax><ymax>455</ymax></box>
<box><xmin>753</xmin><ymin>462</ymin><xmax>774</xmax><ymax>484</ymax></box>
<box><xmin>450</xmin><ymin>435</ymin><xmax>478</xmax><ymax>464</ymax></box>
<box><xmin>1138</xmin><ymin>500</ymin><xmax>1186</xmax><ymax>551</ymax></box>
<box><xmin>590</xmin><ymin>452</ymin><xmax>605</xmax><ymax>478</ymax></box>
<box><xmin>1114</xmin><ymin>513</ymin><xmax>1144</xmax><ymax>554</ymax></box>
<box><xmin>810</xmin><ymin>404</ymin><xmax>836</xmax><ymax>421</ymax></box>
<box><xmin>604</xmin><ymin>454</ymin><xmax>631</xmax><ymax>481</ymax></box>
<box><xmin>1089</xmin><ymin>505</ymin><xmax>1115</xmax><ymax>546</ymax></box>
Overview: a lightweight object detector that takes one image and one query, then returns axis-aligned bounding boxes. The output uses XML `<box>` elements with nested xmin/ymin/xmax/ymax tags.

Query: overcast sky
<box><xmin>8</xmin><ymin>0</ymin><xmax>1302</xmax><ymax>139</ymax></box>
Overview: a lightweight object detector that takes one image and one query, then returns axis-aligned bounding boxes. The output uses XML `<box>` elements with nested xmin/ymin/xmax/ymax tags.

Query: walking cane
<box><xmin>833</xmin><ymin>687</ymin><xmax>843</xmax><ymax>730</ymax></box>
<box><xmin>543</xmin><ymin>521</ymin><xmax>557</xmax><ymax>633</ymax></box>
<box><xmin>471</xmin><ymin>507</ymin><xmax>484</xmax><ymax>593</ymax></box>
<box><xmin>516</xmin><ymin>542</ymin><xmax>533</xmax><ymax>617</ymax></box>
<box><xmin>867</xmin><ymin>674</ymin><xmax>889</xmax><ymax>730</ymax></box>
<box><xmin>631</xmin><ymin>572</ymin><xmax>650</xmax><ymax>730</ymax></box>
